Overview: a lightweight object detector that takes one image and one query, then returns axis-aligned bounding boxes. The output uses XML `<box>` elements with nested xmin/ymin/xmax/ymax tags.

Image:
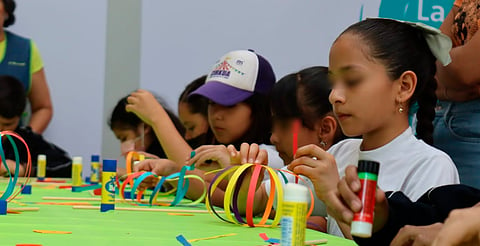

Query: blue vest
<box><xmin>0</xmin><ymin>31</ymin><xmax>32</xmax><ymax>92</ymax></box>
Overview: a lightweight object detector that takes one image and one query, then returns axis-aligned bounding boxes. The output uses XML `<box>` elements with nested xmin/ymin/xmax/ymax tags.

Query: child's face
<box><xmin>328</xmin><ymin>33</ymin><xmax>398</xmax><ymax>137</ymax></box>
<box><xmin>270</xmin><ymin>119</ymin><xmax>320</xmax><ymax>164</ymax></box>
<box><xmin>208</xmin><ymin>102</ymin><xmax>252</xmax><ymax>144</ymax></box>
<box><xmin>112</xmin><ymin>125</ymin><xmax>145</xmax><ymax>155</ymax></box>
<box><xmin>0</xmin><ymin>115</ymin><xmax>19</xmax><ymax>132</ymax></box>
<box><xmin>178</xmin><ymin>102</ymin><xmax>209</xmax><ymax>140</ymax></box>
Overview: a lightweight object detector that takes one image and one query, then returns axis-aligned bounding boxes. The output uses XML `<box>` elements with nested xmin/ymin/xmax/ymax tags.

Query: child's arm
<box><xmin>133</xmin><ymin>158</ymin><xmax>225</xmax><ymax>207</ymax></box>
<box><xmin>126</xmin><ymin>90</ymin><xmax>192</xmax><ymax>165</ymax></box>
<box><xmin>0</xmin><ymin>159</ymin><xmax>26</xmax><ymax>177</ymax></box>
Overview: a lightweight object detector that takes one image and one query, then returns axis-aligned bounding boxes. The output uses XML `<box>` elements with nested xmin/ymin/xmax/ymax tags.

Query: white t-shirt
<box><xmin>259</xmin><ymin>144</ymin><xmax>284</xmax><ymax>180</ymax></box>
<box><xmin>260</xmin><ymin>144</ymin><xmax>284</xmax><ymax>170</ymax></box>
<box><xmin>327</xmin><ymin>127</ymin><xmax>460</xmax><ymax>236</ymax></box>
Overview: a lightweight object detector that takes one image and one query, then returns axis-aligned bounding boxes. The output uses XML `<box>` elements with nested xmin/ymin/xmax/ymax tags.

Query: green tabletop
<box><xmin>0</xmin><ymin>179</ymin><xmax>357</xmax><ymax>246</ymax></box>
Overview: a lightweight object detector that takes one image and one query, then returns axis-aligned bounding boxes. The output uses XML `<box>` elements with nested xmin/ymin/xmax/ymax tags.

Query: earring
<box><xmin>398</xmin><ymin>105</ymin><xmax>404</xmax><ymax>113</ymax></box>
<box><xmin>320</xmin><ymin>140</ymin><xmax>327</xmax><ymax>148</ymax></box>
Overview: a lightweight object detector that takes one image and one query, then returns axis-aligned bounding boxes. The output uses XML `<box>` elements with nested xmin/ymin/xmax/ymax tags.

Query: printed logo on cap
<box><xmin>209</xmin><ymin>56</ymin><xmax>246</xmax><ymax>80</ymax></box>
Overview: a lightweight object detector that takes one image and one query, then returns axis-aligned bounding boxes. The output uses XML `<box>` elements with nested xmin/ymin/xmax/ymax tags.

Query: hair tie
<box><xmin>368</xmin><ymin>17</ymin><xmax>452</xmax><ymax>66</ymax></box>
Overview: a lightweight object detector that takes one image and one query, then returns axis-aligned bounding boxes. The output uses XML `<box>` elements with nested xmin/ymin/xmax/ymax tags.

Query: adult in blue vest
<box><xmin>0</xmin><ymin>0</ymin><xmax>53</xmax><ymax>134</ymax></box>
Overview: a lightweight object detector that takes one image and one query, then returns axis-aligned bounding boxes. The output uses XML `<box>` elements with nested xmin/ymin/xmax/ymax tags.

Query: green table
<box><xmin>0</xmin><ymin>179</ymin><xmax>357</xmax><ymax>246</ymax></box>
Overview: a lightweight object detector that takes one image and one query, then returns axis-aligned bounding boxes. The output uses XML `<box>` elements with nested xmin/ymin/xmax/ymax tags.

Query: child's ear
<box><xmin>396</xmin><ymin>70</ymin><xmax>417</xmax><ymax>103</ymax></box>
<box><xmin>144</xmin><ymin>125</ymin><xmax>152</xmax><ymax>134</ymax></box>
<box><xmin>315</xmin><ymin>115</ymin><xmax>338</xmax><ymax>148</ymax></box>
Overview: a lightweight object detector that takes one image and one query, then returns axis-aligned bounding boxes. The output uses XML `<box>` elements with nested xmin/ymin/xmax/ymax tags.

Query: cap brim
<box><xmin>189</xmin><ymin>81</ymin><xmax>253</xmax><ymax>106</ymax></box>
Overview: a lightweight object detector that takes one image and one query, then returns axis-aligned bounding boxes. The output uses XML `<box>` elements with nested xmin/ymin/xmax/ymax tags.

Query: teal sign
<box><xmin>378</xmin><ymin>0</ymin><xmax>454</xmax><ymax>28</ymax></box>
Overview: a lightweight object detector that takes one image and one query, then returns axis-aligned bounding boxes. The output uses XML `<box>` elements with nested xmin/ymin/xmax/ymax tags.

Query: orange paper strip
<box><xmin>33</xmin><ymin>230</ymin><xmax>72</xmax><ymax>234</ymax></box>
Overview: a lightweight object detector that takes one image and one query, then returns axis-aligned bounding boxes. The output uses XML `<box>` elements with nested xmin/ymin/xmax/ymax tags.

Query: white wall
<box><xmin>139</xmin><ymin>0</ymin><xmax>382</xmax><ymax>111</ymax></box>
<box><xmin>9</xmin><ymin>0</ymin><xmax>452</xmax><ymax>175</ymax></box>
<box><xmin>11</xmin><ymin>0</ymin><xmax>107</xmax><ymax>172</ymax></box>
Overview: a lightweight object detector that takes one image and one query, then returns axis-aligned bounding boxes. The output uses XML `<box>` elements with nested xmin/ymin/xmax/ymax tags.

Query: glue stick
<box><xmin>36</xmin><ymin>154</ymin><xmax>46</xmax><ymax>181</ymax></box>
<box><xmin>90</xmin><ymin>155</ymin><xmax>100</xmax><ymax>184</ymax></box>
<box><xmin>101</xmin><ymin>159</ymin><xmax>117</xmax><ymax>212</ymax></box>
<box><xmin>71</xmin><ymin>156</ymin><xmax>83</xmax><ymax>187</ymax></box>
<box><xmin>351</xmin><ymin>160</ymin><xmax>380</xmax><ymax>238</ymax></box>
<box><xmin>281</xmin><ymin>183</ymin><xmax>308</xmax><ymax>246</ymax></box>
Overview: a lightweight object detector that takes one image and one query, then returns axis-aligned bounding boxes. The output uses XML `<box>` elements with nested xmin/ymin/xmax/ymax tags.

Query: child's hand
<box><xmin>391</xmin><ymin>223</ymin><xmax>443</xmax><ymax>246</ymax></box>
<box><xmin>287</xmin><ymin>144</ymin><xmax>339</xmax><ymax>202</ymax></box>
<box><xmin>431</xmin><ymin>206</ymin><xmax>480</xmax><ymax>246</ymax></box>
<box><xmin>1</xmin><ymin>160</ymin><xmax>25</xmax><ymax>177</ymax></box>
<box><xmin>186</xmin><ymin>145</ymin><xmax>236</xmax><ymax>172</ymax></box>
<box><xmin>234</xmin><ymin>143</ymin><xmax>269</xmax><ymax>215</ymax></box>
<box><xmin>238</xmin><ymin>143</ymin><xmax>268</xmax><ymax>165</ymax></box>
<box><xmin>125</xmin><ymin>89</ymin><xmax>166</xmax><ymax>126</ymax></box>
<box><xmin>133</xmin><ymin>159</ymin><xmax>181</xmax><ymax>190</ymax></box>
<box><xmin>134</xmin><ymin>159</ymin><xmax>181</xmax><ymax>176</ymax></box>
<box><xmin>329</xmin><ymin>165</ymin><xmax>388</xmax><ymax>232</ymax></box>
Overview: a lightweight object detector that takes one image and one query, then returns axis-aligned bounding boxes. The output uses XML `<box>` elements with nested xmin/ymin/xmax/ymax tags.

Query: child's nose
<box><xmin>329</xmin><ymin>88</ymin><xmax>345</xmax><ymax>104</ymax></box>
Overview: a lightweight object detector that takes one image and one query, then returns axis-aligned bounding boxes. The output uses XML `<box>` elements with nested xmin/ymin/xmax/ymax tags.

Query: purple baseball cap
<box><xmin>189</xmin><ymin>50</ymin><xmax>276</xmax><ymax>106</ymax></box>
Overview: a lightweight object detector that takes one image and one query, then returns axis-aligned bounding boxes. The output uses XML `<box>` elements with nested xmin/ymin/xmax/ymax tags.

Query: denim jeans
<box><xmin>433</xmin><ymin>99</ymin><xmax>480</xmax><ymax>189</ymax></box>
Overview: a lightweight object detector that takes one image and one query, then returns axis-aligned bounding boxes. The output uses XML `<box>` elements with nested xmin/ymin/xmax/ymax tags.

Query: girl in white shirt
<box><xmin>288</xmin><ymin>18</ymin><xmax>460</xmax><ymax>238</ymax></box>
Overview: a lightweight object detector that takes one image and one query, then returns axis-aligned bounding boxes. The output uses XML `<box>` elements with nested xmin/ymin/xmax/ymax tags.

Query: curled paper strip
<box><xmin>205</xmin><ymin>163</ymin><xmax>314</xmax><ymax>227</ymax></box>
<box><xmin>0</xmin><ymin>131</ymin><xmax>32</xmax><ymax>202</ymax></box>
<box><xmin>119</xmin><ymin>169</ymin><xmax>206</xmax><ymax>207</ymax></box>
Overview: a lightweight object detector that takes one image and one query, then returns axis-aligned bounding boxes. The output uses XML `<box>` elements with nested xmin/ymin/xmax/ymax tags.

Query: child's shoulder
<box><xmin>411</xmin><ymin>138</ymin><xmax>454</xmax><ymax>164</ymax></box>
<box><xmin>327</xmin><ymin>138</ymin><xmax>362</xmax><ymax>155</ymax></box>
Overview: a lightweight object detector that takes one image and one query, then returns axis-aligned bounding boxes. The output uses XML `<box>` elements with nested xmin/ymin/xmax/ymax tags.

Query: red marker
<box><xmin>292</xmin><ymin>119</ymin><xmax>300</xmax><ymax>183</ymax></box>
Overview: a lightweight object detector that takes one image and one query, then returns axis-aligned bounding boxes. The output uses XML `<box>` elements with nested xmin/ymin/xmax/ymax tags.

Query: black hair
<box><xmin>108</xmin><ymin>94</ymin><xmax>185</xmax><ymax>137</ymax></box>
<box><xmin>270</xmin><ymin>73</ymin><xmax>300</xmax><ymax>120</ymax></box>
<box><xmin>2</xmin><ymin>0</ymin><xmax>15</xmax><ymax>27</ymax></box>
<box><xmin>342</xmin><ymin>18</ymin><xmax>437</xmax><ymax>145</ymax></box>
<box><xmin>271</xmin><ymin>66</ymin><xmax>345</xmax><ymax>144</ymax></box>
<box><xmin>0</xmin><ymin>75</ymin><xmax>25</xmax><ymax>118</ymax></box>
<box><xmin>178</xmin><ymin>75</ymin><xmax>216</xmax><ymax>147</ymax></box>
<box><xmin>296</xmin><ymin>66</ymin><xmax>346</xmax><ymax>143</ymax></box>
<box><xmin>179</xmin><ymin>75</ymin><xmax>208</xmax><ymax>117</ymax></box>
<box><xmin>233</xmin><ymin>93</ymin><xmax>272</xmax><ymax>148</ymax></box>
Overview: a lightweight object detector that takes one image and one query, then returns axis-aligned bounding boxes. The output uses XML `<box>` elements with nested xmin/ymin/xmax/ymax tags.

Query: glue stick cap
<box><xmin>73</xmin><ymin>156</ymin><xmax>83</xmax><ymax>165</ymax></box>
<box><xmin>351</xmin><ymin>221</ymin><xmax>373</xmax><ymax>238</ymax></box>
<box><xmin>91</xmin><ymin>155</ymin><xmax>100</xmax><ymax>162</ymax></box>
<box><xmin>357</xmin><ymin>160</ymin><xmax>380</xmax><ymax>175</ymax></box>
<box><xmin>102</xmin><ymin>159</ymin><xmax>117</xmax><ymax>172</ymax></box>
<box><xmin>38</xmin><ymin>154</ymin><xmax>46</xmax><ymax>161</ymax></box>
<box><xmin>283</xmin><ymin>183</ymin><xmax>308</xmax><ymax>203</ymax></box>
